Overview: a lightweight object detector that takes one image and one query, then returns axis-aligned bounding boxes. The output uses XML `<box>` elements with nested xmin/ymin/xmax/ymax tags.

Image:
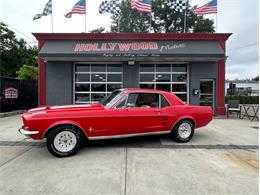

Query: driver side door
<box><xmin>107</xmin><ymin>92</ymin><xmax>170</xmax><ymax>135</ymax></box>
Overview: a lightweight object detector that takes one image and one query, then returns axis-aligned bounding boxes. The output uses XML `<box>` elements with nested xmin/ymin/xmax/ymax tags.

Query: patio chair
<box><xmin>226</xmin><ymin>100</ymin><xmax>241</xmax><ymax>118</ymax></box>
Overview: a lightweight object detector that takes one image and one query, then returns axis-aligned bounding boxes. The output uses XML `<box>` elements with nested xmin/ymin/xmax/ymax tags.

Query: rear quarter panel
<box><xmin>168</xmin><ymin>105</ymin><xmax>213</xmax><ymax>129</ymax></box>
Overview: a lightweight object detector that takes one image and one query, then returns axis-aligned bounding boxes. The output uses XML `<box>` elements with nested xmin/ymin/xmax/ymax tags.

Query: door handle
<box><xmin>154</xmin><ymin>110</ymin><xmax>161</xmax><ymax>113</ymax></box>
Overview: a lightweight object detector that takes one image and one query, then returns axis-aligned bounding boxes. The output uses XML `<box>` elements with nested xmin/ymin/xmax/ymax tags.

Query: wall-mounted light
<box><xmin>128</xmin><ymin>61</ymin><xmax>135</xmax><ymax>65</ymax></box>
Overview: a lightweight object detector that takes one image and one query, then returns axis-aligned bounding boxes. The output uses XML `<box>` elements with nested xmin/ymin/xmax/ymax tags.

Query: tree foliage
<box><xmin>252</xmin><ymin>76</ymin><xmax>259</xmax><ymax>81</ymax></box>
<box><xmin>0</xmin><ymin>22</ymin><xmax>38</xmax><ymax>78</ymax></box>
<box><xmin>111</xmin><ymin>0</ymin><xmax>215</xmax><ymax>33</ymax></box>
<box><xmin>16</xmin><ymin>64</ymin><xmax>38</xmax><ymax>80</ymax></box>
<box><xmin>89</xmin><ymin>27</ymin><xmax>106</xmax><ymax>33</ymax></box>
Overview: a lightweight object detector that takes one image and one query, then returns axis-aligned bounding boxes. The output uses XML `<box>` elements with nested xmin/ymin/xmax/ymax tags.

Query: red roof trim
<box><xmin>33</xmin><ymin>33</ymin><xmax>232</xmax><ymax>41</ymax></box>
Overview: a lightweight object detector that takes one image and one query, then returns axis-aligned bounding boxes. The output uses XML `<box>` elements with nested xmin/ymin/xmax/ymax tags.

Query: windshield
<box><xmin>100</xmin><ymin>90</ymin><xmax>125</xmax><ymax>107</ymax></box>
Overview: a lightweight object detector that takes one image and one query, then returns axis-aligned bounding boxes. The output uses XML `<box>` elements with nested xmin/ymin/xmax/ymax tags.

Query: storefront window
<box><xmin>75</xmin><ymin>93</ymin><xmax>90</xmax><ymax>103</ymax></box>
<box><xmin>156</xmin><ymin>64</ymin><xmax>171</xmax><ymax>72</ymax></box>
<box><xmin>107</xmin><ymin>74</ymin><xmax>122</xmax><ymax>82</ymax></box>
<box><xmin>107</xmin><ymin>64</ymin><xmax>122</xmax><ymax>72</ymax></box>
<box><xmin>140</xmin><ymin>84</ymin><xmax>154</xmax><ymax>89</ymax></box>
<box><xmin>156</xmin><ymin>74</ymin><xmax>170</xmax><ymax>82</ymax></box>
<box><xmin>76</xmin><ymin>74</ymin><xmax>90</xmax><ymax>82</ymax></box>
<box><xmin>76</xmin><ymin>64</ymin><xmax>90</xmax><ymax>72</ymax></box>
<box><xmin>172</xmin><ymin>74</ymin><xmax>187</xmax><ymax>82</ymax></box>
<box><xmin>171</xmin><ymin>64</ymin><xmax>187</xmax><ymax>72</ymax></box>
<box><xmin>107</xmin><ymin>84</ymin><xmax>122</xmax><ymax>92</ymax></box>
<box><xmin>75</xmin><ymin>63</ymin><xmax>122</xmax><ymax>103</ymax></box>
<box><xmin>140</xmin><ymin>64</ymin><xmax>154</xmax><ymax>72</ymax></box>
<box><xmin>139</xmin><ymin>63</ymin><xmax>188</xmax><ymax>102</ymax></box>
<box><xmin>91</xmin><ymin>64</ymin><xmax>106</xmax><ymax>72</ymax></box>
<box><xmin>140</xmin><ymin>74</ymin><xmax>154</xmax><ymax>82</ymax></box>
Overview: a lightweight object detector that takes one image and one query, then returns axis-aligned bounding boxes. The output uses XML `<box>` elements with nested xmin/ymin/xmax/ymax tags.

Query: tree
<box><xmin>111</xmin><ymin>0</ymin><xmax>215</xmax><ymax>33</ymax></box>
<box><xmin>0</xmin><ymin>22</ymin><xmax>38</xmax><ymax>78</ymax></box>
<box><xmin>111</xmin><ymin>0</ymin><xmax>151</xmax><ymax>32</ymax></box>
<box><xmin>16</xmin><ymin>64</ymin><xmax>38</xmax><ymax>80</ymax></box>
<box><xmin>193</xmin><ymin>17</ymin><xmax>215</xmax><ymax>33</ymax></box>
<box><xmin>252</xmin><ymin>76</ymin><xmax>259</xmax><ymax>81</ymax></box>
<box><xmin>89</xmin><ymin>27</ymin><xmax>106</xmax><ymax>33</ymax></box>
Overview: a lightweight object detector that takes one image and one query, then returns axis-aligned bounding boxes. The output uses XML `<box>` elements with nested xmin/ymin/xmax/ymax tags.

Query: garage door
<box><xmin>74</xmin><ymin>63</ymin><xmax>123</xmax><ymax>104</ymax></box>
<box><xmin>139</xmin><ymin>63</ymin><xmax>188</xmax><ymax>102</ymax></box>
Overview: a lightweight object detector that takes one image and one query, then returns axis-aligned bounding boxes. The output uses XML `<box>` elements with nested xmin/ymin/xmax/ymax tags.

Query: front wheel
<box><xmin>47</xmin><ymin>125</ymin><xmax>84</xmax><ymax>157</ymax></box>
<box><xmin>171</xmin><ymin>120</ymin><xmax>194</xmax><ymax>143</ymax></box>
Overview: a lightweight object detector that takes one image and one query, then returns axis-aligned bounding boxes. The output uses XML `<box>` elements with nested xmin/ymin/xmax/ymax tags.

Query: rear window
<box><xmin>161</xmin><ymin>95</ymin><xmax>170</xmax><ymax>107</ymax></box>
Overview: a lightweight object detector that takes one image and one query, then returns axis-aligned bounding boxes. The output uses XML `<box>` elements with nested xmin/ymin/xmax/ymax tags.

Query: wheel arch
<box><xmin>44</xmin><ymin>122</ymin><xmax>89</xmax><ymax>140</ymax></box>
<box><xmin>171</xmin><ymin>116</ymin><xmax>196</xmax><ymax>131</ymax></box>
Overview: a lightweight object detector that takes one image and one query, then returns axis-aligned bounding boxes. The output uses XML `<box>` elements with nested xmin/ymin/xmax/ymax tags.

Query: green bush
<box><xmin>16</xmin><ymin>64</ymin><xmax>38</xmax><ymax>80</ymax></box>
<box><xmin>225</xmin><ymin>96</ymin><xmax>259</xmax><ymax>104</ymax></box>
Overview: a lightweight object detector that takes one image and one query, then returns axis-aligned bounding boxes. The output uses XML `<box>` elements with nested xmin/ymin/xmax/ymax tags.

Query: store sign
<box><xmin>74</xmin><ymin>42</ymin><xmax>159</xmax><ymax>52</ymax></box>
<box><xmin>39</xmin><ymin>40</ymin><xmax>224</xmax><ymax>59</ymax></box>
<box><xmin>5</xmin><ymin>87</ymin><xmax>18</xmax><ymax>99</ymax></box>
<box><xmin>72</xmin><ymin>41</ymin><xmax>187</xmax><ymax>58</ymax></box>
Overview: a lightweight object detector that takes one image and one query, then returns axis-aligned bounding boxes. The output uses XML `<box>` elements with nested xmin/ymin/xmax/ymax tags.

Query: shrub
<box><xmin>225</xmin><ymin>95</ymin><xmax>259</xmax><ymax>104</ymax></box>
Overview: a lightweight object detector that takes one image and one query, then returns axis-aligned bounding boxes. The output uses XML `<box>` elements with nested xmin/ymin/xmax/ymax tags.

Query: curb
<box><xmin>0</xmin><ymin>110</ymin><xmax>25</xmax><ymax>118</ymax></box>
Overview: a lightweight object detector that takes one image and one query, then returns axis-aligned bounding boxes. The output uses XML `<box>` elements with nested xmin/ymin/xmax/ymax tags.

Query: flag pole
<box><xmin>149</xmin><ymin>13</ymin><xmax>152</xmax><ymax>33</ymax></box>
<box><xmin>215</xmin><ymin>12</ymin><xmax>218</xmax><ymax>32</ymax></box>
<box><xmin>184</xmin><ymin>0</ymin><xmax>188</xmax><ymax>32</ymax></box>
<box><xmin>85</xmin><ymin>12</ymin><xmax>87</xmax><ymax>32</ymax></box>
<box><xmin>51</xmin><ymin>1</ymin><xmax>53</xmax><ymax>32</ymax></box>
<box><xmin>84</xmin><ymin>0</ymin><xmax>87</xmax><ymax>32</ymax></box>
<box><xmin>118</xmin><ymin>17</ymin><xmax>120</xmax><ymax>32</ymax></box>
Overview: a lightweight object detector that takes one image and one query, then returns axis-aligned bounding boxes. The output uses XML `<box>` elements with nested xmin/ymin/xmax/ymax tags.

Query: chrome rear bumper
<box><xmin>18</xmin><ymin>128</ymin><xmax>39</xmax><ymax>136</ymax></box>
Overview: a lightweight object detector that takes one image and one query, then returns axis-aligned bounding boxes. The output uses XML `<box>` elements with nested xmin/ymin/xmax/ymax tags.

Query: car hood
<box><xmin>27</xmin><ymin>103</ymin><xmax>105</xmax><ymax>113</ymax></box>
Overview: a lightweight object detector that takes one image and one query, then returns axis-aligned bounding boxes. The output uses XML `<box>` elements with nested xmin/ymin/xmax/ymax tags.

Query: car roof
<box><xmin>119</xmin><ymin>88</ymin><xmax>185</xmax><ymax>105</ymax></box>
<box><xmin>121</xmin><ymin>88</ymin><xmax>169</xmax><ymax>94</ymax></box>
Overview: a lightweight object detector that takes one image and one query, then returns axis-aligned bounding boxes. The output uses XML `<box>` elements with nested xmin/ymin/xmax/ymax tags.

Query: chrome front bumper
<box><xmin>18</xmin><ymin>128</ymin><xmax>39</xmax><ymax>136</ymax></box>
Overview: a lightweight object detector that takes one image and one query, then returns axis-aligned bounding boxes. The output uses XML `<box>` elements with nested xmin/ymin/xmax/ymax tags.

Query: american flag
<box><xmin>130</xmin><ymin>0</ymin><xmax>152</xmax><ymax>13</ymax></box>
<box><xmin>194</xmin><ymin>0</ymin><xmax>217</xmax><ymax>16</ymax></box>
<box><xmin>65</xmin><ymin>0</ymin><xmax>86</xmax><ymax>18</ymax></box>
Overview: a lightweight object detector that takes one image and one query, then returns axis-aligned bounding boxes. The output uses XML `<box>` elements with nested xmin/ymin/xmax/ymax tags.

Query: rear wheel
<box><xmin>47</xmin><ymin>125</ymin><xmax>84</xmax><ymax>157</ymax></box>
<box><xmin>171</xmin><ymin>120</ymin><xmax>194</xmax><ymax>143</ymax></box>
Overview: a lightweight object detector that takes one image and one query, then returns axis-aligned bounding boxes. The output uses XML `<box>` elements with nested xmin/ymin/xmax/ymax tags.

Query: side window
<box><xmin>126</xmin><ymin>93</ymin><xmax>159</xmax><ymax>108</ymax></box>
<box><xmin>126</xmin><ymin>93</ymin><xmax>139</xmax><ymax>108</ymax></box>
<box><xmin>161</xmin><ymin>95</ymin><xmax>170</xmax><ymax>108</ymax></box>
<box><xmin>116</xmin><ymin>97</ymin><xmax>127</xmax><ymax>108</ymax></box>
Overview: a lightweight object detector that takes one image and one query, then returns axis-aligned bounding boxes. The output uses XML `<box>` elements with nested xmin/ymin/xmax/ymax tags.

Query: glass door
<box><xmin>200</xmin><ymin>79</ymin><xmax>215</xmax><ymax>109</ymax></box>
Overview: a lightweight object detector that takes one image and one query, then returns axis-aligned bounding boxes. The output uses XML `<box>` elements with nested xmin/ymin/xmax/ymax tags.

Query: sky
<box><xmin>0</xmin><ymin>0</ymin><xmax>259</xmax><ymax>80</ymax></box>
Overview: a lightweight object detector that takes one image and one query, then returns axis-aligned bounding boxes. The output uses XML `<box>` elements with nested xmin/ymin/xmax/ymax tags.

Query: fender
<box><xmin>43</xmin><ymin>120</ymin><xmax>89</xmax><ymax>139</ymax></box>
<box><xmin>171</xmin><ymin>115</ymin><xmax>196</xmax><ymax>130</ymax></box>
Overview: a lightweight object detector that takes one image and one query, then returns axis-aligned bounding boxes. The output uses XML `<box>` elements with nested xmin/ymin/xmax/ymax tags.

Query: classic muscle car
<box><xmin>19</xmin><ymin>88</ymin><xmax>213</xmax><ymax>157</ymax></box>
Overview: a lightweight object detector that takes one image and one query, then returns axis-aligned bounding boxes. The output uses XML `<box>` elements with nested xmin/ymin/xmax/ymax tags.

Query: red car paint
<box><xmin>21</xmin><ymin>89</ymin><xmax>213</xmax><ymax>140</ymax></box>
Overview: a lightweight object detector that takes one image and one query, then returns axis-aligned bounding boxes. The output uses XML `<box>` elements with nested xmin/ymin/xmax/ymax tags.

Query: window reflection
<box><xmin>172</xmin><ymin>74</ymin><xmax>187</xmax><ymax>82</ymax></box>
<box><xmin>91</xmin><ymin>74</ymin><xmax>106</xmax><ymax>82</ymax></box>
<box><xmin>75</xmin><ymin>94</ymin><xmax>90</xmax><ymax>102</ymax></box>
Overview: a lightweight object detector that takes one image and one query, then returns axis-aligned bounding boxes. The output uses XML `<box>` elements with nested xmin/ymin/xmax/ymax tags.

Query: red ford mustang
<box><xmin>19</xmin><ymin>88</ymin><xmax>213</xmax><ymax>157</ymax></box>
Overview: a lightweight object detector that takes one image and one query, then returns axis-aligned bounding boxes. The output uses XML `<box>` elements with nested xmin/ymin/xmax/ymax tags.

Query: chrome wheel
<box><xmin>178</xmin><ymin>122</ymin><xmax>192</xmax><ymax>139</ymax></box>
<box><xmin>53</xmin><ymin>130</ymin><xmax>77</xmax><ymax>153</ymax></box>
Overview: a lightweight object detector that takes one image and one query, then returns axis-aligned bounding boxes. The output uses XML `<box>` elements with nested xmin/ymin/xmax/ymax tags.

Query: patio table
<box><xmin>241</xmin><ymin>104</ymin><xmax>259</xmax><ymax>121</ymax></box>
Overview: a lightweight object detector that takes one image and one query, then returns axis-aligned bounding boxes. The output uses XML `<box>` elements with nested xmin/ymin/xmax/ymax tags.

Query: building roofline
<box><xmin>32</xmin><ymin>32</ymin><xmax>232</xmax><ymax>41</ymax></box>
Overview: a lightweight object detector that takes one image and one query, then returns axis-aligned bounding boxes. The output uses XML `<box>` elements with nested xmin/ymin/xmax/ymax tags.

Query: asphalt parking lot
<box><xmin>0</xmin><ymin>115</ymin><xmax>259</xmax><ymax>195</ymax></box>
